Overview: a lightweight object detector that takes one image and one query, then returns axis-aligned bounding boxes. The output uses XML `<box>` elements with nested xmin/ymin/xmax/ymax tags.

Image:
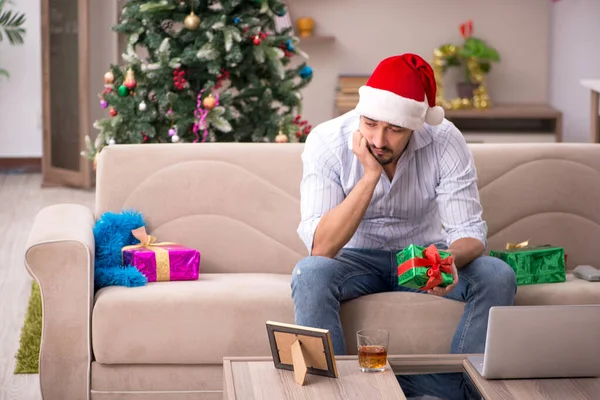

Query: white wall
<box><xmin>549</xmin><ymin>0</ymin><xmax>600</xmax><ymax>142</ymax></box>
<box><xmin>0</xmin><ymin>0</ymin><xmax>42</xmax><ymax>157</ymax></box>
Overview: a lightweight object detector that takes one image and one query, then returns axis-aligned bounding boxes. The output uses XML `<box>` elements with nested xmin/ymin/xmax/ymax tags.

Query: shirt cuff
<box><xmin>297</xmin><ymin>217</ymin><xmax>321</xmax><ymax>256</ymax></box>
<box><xmin>446</xmin><ymin>223</ymin><xmax>488</xmax><ymax>250</ymax></box>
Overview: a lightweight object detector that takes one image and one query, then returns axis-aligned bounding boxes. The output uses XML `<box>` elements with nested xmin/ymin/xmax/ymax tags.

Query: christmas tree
<box><xmin>84</xmin><ymin>0</ymin><xmax>314</xmax><ymax>161</ymax></box>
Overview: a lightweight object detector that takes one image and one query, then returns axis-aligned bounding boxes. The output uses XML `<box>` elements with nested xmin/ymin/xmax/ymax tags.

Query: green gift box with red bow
<box><xmin>396</xmin><ymin>244</ymin><xmax>454</xmax><ymax>290</ymax></box>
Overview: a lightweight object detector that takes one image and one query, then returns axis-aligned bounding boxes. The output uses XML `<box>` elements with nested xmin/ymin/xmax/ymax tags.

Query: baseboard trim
<box><xmin>0</xmin><ymin>157</ymin><xmax>42</xmax><ymax>173</ymax></box>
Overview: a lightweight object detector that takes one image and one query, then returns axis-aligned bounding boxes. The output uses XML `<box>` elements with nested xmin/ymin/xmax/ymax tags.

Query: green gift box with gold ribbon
<box><xmin>396</xmin><ymin>244</ymin><xmax>454</xmax><ymax>290</ymax></box>
<box><xmin>489</xmin><ymin>240</ymin><xmax>566</xmax><ymax>285</ymax></box>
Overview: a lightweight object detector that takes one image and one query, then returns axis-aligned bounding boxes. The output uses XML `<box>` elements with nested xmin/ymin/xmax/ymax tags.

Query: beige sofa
<box><xmin>25</xmin><ymin>142</ymin><xmax>600</xmax><ymax>400</ymax></box>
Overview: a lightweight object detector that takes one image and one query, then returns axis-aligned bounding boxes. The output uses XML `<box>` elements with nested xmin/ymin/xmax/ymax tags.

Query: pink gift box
<box><xmin>122</xmin><ymin>227</ymin><xmax>200</xmax><ymax>282</ymax></box>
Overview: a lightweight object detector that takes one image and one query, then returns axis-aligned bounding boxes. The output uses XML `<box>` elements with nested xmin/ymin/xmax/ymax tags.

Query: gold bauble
<box><xmin>275</xmin><ymin>132</ymin><xmax>289</xmax><ymax>143</ymax></box>
<box><xmin>202</xmin><ymin>94</ymin><xmax>217</xmax><ymax>110</ymax></box>
<box><xmin>184</xmin><ymin>11</ymin><xmax>200</xmax><ymax>30</ymax></box>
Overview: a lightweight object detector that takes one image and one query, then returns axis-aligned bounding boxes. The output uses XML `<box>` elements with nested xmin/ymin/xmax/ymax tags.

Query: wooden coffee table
<box><xmin>463</xmin><ymin>358</ymin><xmax>600</xmax><ymax>399</ymax></box>
<box><xmin>223</xmin><ymin>354</ymin><xmax>471</xmax><ymax>400</ymax></box>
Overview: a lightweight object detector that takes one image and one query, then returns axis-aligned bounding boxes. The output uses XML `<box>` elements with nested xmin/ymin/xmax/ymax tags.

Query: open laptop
<box><xmin>467</xmin><ymin>305</ymin><xmax>600</xmax><ymax>380</ymax></box>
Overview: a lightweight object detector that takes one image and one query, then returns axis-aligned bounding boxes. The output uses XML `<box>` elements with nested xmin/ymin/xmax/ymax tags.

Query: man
<box><xmin>291</xmin><ymin>53</ymin><xmax>517</xmax><ymax>400</ymax></box>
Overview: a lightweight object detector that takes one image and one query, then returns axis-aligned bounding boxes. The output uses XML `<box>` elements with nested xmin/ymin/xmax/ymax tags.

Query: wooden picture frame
<box><xmin>266</xmin><ymin>321</ymin><xmax>338</xmax><ymax>385</ymax></box>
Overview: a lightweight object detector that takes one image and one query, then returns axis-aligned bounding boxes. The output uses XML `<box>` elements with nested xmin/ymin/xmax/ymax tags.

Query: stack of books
<box><xmin>335</xmin><ymin>75</ymin><xmax>369</xmax><ymax>115</ymax></box>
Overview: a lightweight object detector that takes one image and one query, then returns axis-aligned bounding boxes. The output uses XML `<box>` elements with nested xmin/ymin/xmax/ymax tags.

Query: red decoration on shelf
<box><xmin>142</xmin><ymin>132</ymin><xmax>149</xmax><ymax>142</ymax></box>
<box><xmin>173</xmin><ymin>68</ymin><xmax>187</xmax><ymax>90</ymax></box>
<box><xmin>460</xmin><ymin>20</ymin><xmax>473</xmax><ymax>39</ymax></box>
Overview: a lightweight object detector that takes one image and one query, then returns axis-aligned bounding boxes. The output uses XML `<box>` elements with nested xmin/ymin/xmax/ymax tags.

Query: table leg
<box><xmin>591</xmin><ymin>91</ymin><xmax>600</xmax><ymax>143</ymax></box>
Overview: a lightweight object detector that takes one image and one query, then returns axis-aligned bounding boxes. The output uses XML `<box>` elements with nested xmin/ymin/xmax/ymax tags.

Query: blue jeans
<box><xmin>290</xmin><ymin>248</ymin><xmax>517</xmax><ymax>400</ymax></box>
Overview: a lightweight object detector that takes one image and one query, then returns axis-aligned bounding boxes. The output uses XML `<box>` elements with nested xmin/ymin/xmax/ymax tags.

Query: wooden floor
<box><xmin>0</xmin><ymin>174</ymin><xmax>94</xmax><ymax>400</ymax></box>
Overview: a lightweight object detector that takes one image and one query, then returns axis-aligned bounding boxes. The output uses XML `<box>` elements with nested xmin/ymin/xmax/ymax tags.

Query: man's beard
<box><xmin>368</xmin><ymin>145</ymin><xmax>394</xmax><ymax>166</ymax></box>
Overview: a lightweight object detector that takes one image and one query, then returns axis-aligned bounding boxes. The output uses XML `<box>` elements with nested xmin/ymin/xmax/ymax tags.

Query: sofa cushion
<box><xmin>92</xmin><ymin>273</ymin><xmax>600</xmax><ymax>364</ymax></box>
<box><xmin>92</xmin><ymin>273</ymin><xmax>296</xmax><ymax>364</ymax></box>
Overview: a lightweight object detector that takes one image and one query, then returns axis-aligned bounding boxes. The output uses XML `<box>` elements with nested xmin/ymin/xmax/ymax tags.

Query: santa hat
<box><xmin>355</xmin><ymin>53</ymin><xmax>445</xmax><ymax>131</ymax></box>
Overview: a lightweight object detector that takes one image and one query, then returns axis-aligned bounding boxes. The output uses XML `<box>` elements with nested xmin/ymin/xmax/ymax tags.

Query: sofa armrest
<box><xmin>25</xmin><ymin>204</ymin><xmax>95</xmax><ymax>400</ymax></box>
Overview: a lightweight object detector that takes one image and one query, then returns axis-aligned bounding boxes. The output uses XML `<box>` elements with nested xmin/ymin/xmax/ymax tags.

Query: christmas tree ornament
<box><xmin>259</xmin><ymin>32</ymin><xmax>268</xmax><ymax>40</ymax></box>
<box><xmin>277</xmin><ymin>7</ymin><xmax>287</xmax><ymax>17</ymax></box>
<box><xmin>149</xmin><ymin>90</ymin><xmax>158</xmax><ymax>102</ymax></box>
<box><xmin>124</xmin><ymin>68</ymin><xmax>137</xmax><ymax>90</ymax></box>
<box><xmin>184</xmin><ymin>1</ymin><xmax>200</xmax><ymax>31</ymax></box>
<box><xmin>253</xmin><ymin>35</ymin><xmax>261</xmax><ymax>45</ymax></box>
<box><xmin>118</xmin><ymin>84</ymin><xmax>130</xmax><ymax>97</ymax></box>
<box><xmin>193</xmin><ymin>89</ymin><xmax>220</xmax><ymax>143</ymax></box>
<box><xmin>184</xmin><ymin>12</ymin><xmax>200</xmax><ymax>30</ymax></box>
<box><xmin>299</xmin><ymin>65</ymin><xmax>313</xmax><ymax>79</ymax></box>
<box><xmin>233</xmin><ymin>17</ymin><xmax>240</xmax><ymax>24</ymax></box>
<box><xmin>139</xmin><ymin>101</ymin><xmax>147</xmax><ymax>111</ymax></box>
<box><xmin>161</xmin><ymin>19</ymin><xmax>175</xmax><ymax>33</ymax></box>
<box><xmin>108</xmin><ymin>138</ymin><xmax>116</xmax><ymax>145</ymax></box>
<box><xmin>168</xmin><ymin>126</ymin><xmax>178</xmax><ymax>137</ymax></box>
<box><xmin>275</xmin><ymin>131</ymin><xmax>289</xmax><ymax>143</ymax></box>
<box><xmin>173</xmin><ymin>68</ymin><xmax>187</xmax><ymax>90</ymax></box>
<box><xmin>110</xmin><ymin>107</ymin><xmax>118</xmax><ymax>117</ymax></box>
<box><xmin>167</xmin><ymin>108</ymin><xmax>174</xmax><ymax>116</ymax></box>
<box><xmin>202</xmin><ymin>93</ymin><xmax>217</xmax><ymax>110</ymax></box>
<box><xmin>104</xmin><ymin>71</ymin><xmax>115</xmax><ymax>85</ymax></box>
<box><xmin>171</xmin><ymin>134</ymin><xmax>180</xmax><ymax>143</ymax></box>
<box><xmin>100</xmin><ymin>99</ymin><xmax>108</xmax><ymax>109</ymax></box>
<box><xmin>286</xmin><ymin>40</ymin><xmax>294</xmax><ymax>52</ymax></box>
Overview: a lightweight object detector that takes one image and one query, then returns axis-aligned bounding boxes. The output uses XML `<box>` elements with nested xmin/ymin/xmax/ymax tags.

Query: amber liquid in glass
<box><xmin>358</xmin><ymin>345</ymin><xmax>388</xmax><ymax>370</ymax></box>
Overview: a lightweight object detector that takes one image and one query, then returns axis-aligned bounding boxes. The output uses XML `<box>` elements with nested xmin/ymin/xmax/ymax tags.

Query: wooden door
<box><xmin>41</xmin><ymin>0</ymin><xmax>92</xmax><ymax>188</ymax></box>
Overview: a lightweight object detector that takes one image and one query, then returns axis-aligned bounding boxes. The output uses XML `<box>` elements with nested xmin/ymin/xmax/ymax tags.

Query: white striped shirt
<box><xmin>297</xmin><ymin>110</ymin><xmax>487</xmax><ymax>254</ymax></box>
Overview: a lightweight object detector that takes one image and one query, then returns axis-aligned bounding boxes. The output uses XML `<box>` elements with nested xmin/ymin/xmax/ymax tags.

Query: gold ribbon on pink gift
<box><xmin>121</xmin><ymin>226</ymin><xmax>177</xmax><ymax>282</ymax></box>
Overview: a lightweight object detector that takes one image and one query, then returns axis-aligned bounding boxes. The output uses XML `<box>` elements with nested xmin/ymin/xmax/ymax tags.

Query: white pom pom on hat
<box><xmin>355</xmin><ymin>53</ymin><xmax>445</xmax><ymax>130</ymax></box>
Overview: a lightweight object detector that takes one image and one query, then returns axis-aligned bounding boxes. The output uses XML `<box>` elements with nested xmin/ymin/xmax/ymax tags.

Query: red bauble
<box><xmin>253</xmin><ymin>36</ymin><xmax>261</xmax><ymax>45</ymax></box>
<box><xmin>296</xmin><ymin>131</ymin><xmax>302</xmax><ymax>138</ymax></box>
<box><xmin>109</xmin><ymin>107</ymin><xmax>118</xmax><ymax>117</ymax></box>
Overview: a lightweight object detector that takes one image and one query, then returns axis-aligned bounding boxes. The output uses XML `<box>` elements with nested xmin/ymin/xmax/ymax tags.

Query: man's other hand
<box><xmin>427</xmin><ymin>261</ymin><xmax>459</xmax><ymax>297</ymax></box>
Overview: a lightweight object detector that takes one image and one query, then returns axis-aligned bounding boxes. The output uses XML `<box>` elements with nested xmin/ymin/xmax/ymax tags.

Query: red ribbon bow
<box><xmin>397</xmin><ymin>245</ymin><xmax>454</xmax><ymax>291</ymax></box>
